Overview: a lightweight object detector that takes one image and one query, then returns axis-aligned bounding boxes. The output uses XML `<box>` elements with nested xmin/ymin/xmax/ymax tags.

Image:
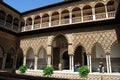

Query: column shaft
<box><xmin>71</xmin><ymin>55</ymin><xmax>74</xmax><ymax>71</ymax></box>
<box><xmin>81</xmin><ymin>9</ymin><xmax>83</xmax><ymax>22</ymax></box>
<box><xmin>47</xmin><ymin>55</ymin><xmax>51</xmax><ymax>66</ymax></box>
<box><xmin>49</xmin><ymin>15</ymin><xmax>51</xmax><ymax>27</ymax></box>
<box><xmin>23</xmin><ymin>56</ymin><xmax>26</xmax><ymax>66</ymax></box>
<box><xmin>105</xmin><ymin>5</ymin><xmax>108</xmax><ymax>18</ymax></box>
<box><xmin>34</xmin><ymin>56</ymin><xmax>38</xmax><ymax>70</ymax></box>
<box><xmin>69</xmin><ymin>56</ymin><xmax>72</xmax><ymax>70</ymax></box>
<box><xmin>106</xmin><ymin>55</ymin><xmax>109</xmax><ymax>73</ymax></box>
<box><xmin>32</xmin><ymin>18</ymin><xmax>34</xmax><ymax>30</ymax></box>
<box><xmin>92</xmin><ymin>7</ymin><xmax>96</xmax><ymax>20</ymax></box>
<box><xmin>89</xmin><ymin>55</ymin><xmax>92</xmax><ymax>73</ymax></box>
<box><xmin>108</xmin><ymin>55</ymin><xmax>112</xmax><ymax>73</ymax></box>
<box><xmin>59</xmin><ymin>13</ymin><xmax>61</xmax><ymax>25</ymax></box>
<box><xmin>69</xmin><ymin>11</ymin><xmax>72</xmax><ymax>24</ymax></box>
<box><xmin>40</xmin><ymin>17</ymin><xmax>42</xmax><ymax>28</ymax></box>
<box><xmin>2</xmin><ymin>54</ymin><xmax>7</xmax><ymax>69</ymax></box>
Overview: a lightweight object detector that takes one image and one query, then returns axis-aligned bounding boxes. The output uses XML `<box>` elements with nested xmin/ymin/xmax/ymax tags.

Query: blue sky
<box><xmin>4</xmin><ymin>0</ymin><xmax>63</xmax><ymax>13</ymax></box>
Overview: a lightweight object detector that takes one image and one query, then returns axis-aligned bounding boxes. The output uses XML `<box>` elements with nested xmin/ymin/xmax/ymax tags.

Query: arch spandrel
<box><xmin>49</xmin><ymin>33</ymin><xmax>70</xmax><ymax>45</ymax></box>
<box><xmin>73</xmin><ymin>30</ymin><xmax>117</xmax><ymax>55</ymax></box>
<box><xmin>37</xmin><ymin>46</ymin><xmax>47</xmax><ymax>56</ymax></box>
<box><xmin>73</xmin><ymin>43</ymin><xmax>86</xmax><ymax>54</ymax></box>
<box><xmin>26</xmin><ymin>47</ymin><xmax>35</xmax><ymax>56</ymax></box>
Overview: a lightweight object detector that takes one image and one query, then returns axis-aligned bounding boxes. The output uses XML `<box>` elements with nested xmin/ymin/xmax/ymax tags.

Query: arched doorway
<box><xmin>16</xmin><ymin>49</ymin><xmax>23</xmax><ymax>69</ymax></box>
<box><xmin>26</xmin><ymin>48</ymin><xmax>34</xmax><ymax>69</ymax></box>
<box><xmin>52</xmin><ymin>35</ymin><xmax>68</xmax><ymax>70</ymax></box>
<box><xmin>0</xmin><ymin>46</ymin><xmax>4</xmax><ymax>69</ymax></box>
<box><xmin>91</xmin><ymin>43</ymin><xmax>106</xmax><ymax>72</ymax></box>
<box><xmin>62</xmin><ymin>51</ymin><xmax>69</xmax><ymax>69</ymax></box>
<box><xmin>37</xmin><ymin>47</ymin><xmax>47</xmax><ymax>69</ymax></box>
<box><xmin>5</xmin><ymin>48</ymin><xmax>15</xmax><ymax>69</ymax></box>
<box><xmin>111</xmin><ymin>43</ymin><xmax>120</xmax><ymax>73</ymax></box>
<box><xmin>74</xmin><ymin>46</ymin><xmax>87</xmax><ymax>67</ymax></box>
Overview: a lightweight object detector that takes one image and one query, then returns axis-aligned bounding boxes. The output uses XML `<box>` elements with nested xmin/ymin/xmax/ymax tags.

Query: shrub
<box><xmin>19</xmin><ymin>65</ymin><xmax>28</xmax><ymax>74</ymax></box>
<box><xmin>77</xmin><ymin>66</ymin><xmax>90</xmax><ymax>79</ymax></box>
<box><xmin>43</xmin><ymin>66</ymin><xmax>54</xmax><ymax>77</ymax></box>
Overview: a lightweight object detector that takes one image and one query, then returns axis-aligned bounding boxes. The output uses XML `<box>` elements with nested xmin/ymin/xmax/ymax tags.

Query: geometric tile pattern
<box><xmin>20</xmin><ymin>36</ymin><xmax>48</xmax><ymax>56</ymax></box>
<box><xmin>73</xmin><ymin>29</ymin><xmax>117</xmax><ymax>54</ymax></box>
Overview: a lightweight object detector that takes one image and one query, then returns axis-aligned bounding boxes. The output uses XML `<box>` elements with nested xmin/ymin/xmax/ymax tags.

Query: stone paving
<box><xmin>16</xmin><ymin>70</ymin><xmax>120</xmax><ymax>80</ymax></box>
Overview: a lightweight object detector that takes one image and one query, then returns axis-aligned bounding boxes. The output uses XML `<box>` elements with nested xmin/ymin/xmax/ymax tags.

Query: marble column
<box><xmin>34</xmin><ymin>55</ymin><xmax>38</xmax><ymax>70</ymax></box>
<box><xmin>105</xmin><ymin>5</ymin><xmax>108</xmax><ymax>18</ymax></box>
<box><xmin>49</xmin><ymin>14</ymin><xmax>52</xmax><ymax>27</ymax></box>
<box><xmin>47</xmin><ymin>45</ymin><xmax>52</xmax><ymax>66</ymax></box>
<box><xmin>81</xmin><ymin>9</ymin><xmax>83</xmax><ymax>22</ymax></box>
<box><xmin>13</xmin><ymin>55</ymin><xmax>17</xmax><ymax>70</ymax></box>
<box><xmin>32</xmin><ymin>18</ymin><xmax>34</xmax><ymax>30</ymax></box>
<box><xmin>87</xmin><ymin>54</ymin><xmax>92</xmax><ymax>73</ymax></box>
<box><xmin>59</xmin><ymin>12</ymin><xmax>61</xmax><ymax>25</ymax></box>
<box><xmin>23</xmin><ymin>55</ymin><xmax>26</xmax><ymax>66</ymax></box>
<box><xmin>92</xmin><ymin>7</ymin><xmax>96</xmax><ymax>20</ymax></box>
<box><xmin>47</xmin><ymin>55</ymin><xmax>51</xmax><ymax>66</ymax></box>
<box><xmin>108</xmin><ymin>54</ymin><xmax>112</xmax><ymax>73</ymax></box>
<box><xmin>106</xmin><ymin>54</ymin><xmax>109</xmax><ymax>73</ymax></box>
<box><xmin>69</xmin><ymin>11</ymin><xmax>72</xmax><ymax>24</ymax></box>
<box><xmin>2</xmin><ymin>54</ymin><xmax>7</xmax><ymax>69</ymax></box>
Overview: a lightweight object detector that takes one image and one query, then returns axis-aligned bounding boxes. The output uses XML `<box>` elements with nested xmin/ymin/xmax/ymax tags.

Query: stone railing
<box><xmin>95</xmin><ymin>13</ymin><xmax>106</xmax><ymax>20</ymax></box>
<box><xmin>72</xmin><ymin>17</ymin><xmax>81</xmax><ymax>23</ymax></box>
<box><xmin>25</xmin><ymin>25</ymin><xmax>32</xmax><ymax>31</ymax></box>
<box><xmin>41</xmin><ymin>22</ymin><xmax>49</xmax><ymax>28</ymax></box>
<box><xmin>83</xmin><ymin>15</ymin><xmax>93</xmax><ymax>21</ymax></box>
<box><xmin>51</xmin><ymin>20</ymin><xmax>59</xmax><ymax>26</ymax></box>
<box><xmin>34</xmin><ymin>23</ymin><xmax>40</xmax><ymax>29</ymax></box>
<box><xmin>13</xmin><ymin>25</ymin><xmax>18</xmax><ymax>31</ymax></box>
<box><xmin>108</xmin><ymin>11</ymin><xmax>115</xmax><ymax>18</ymax></box>
<box><xmin>5</xmin><ymin>22</ymin><xmax>12</xmax><ymax>29</ymax></box>
<box><xmin>0</xmin><ymin>19</ymin><xmax>5</xmax><ymax>26</ymax></box>
<box><xmin>61</xmin><ymin>18</ymin><xmax>69</xmax><ymax>24</ymax></box>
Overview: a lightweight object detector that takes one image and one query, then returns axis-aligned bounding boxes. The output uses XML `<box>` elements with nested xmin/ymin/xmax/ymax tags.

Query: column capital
<box><xmin>48</xmin><ymin>44</ymin><xmax>52</xmax><ymax>46</ymax></box>
<box><xmin>68</xmin><ymin>43</ymin><xmax>72</xmax><ymax>45</ymax></box>
<box><xmin>48</xmin><ymin>11</ymin><xmax>52</xmax><ymax>16</ymax></box>
<box><xmin>69</xmin><ymin>54</ymin><xmax>74</xmax><ymax>56</ymax></box>
<box><xmin>47</xmin><ymin>54</ymin><xmax>52</xmax><ymax>56</ymax></box>
<box><xmin>106</xmin><ymin>52</ymin><xmax>110</xmax><ymax>55</ymax></box>
<box><xmin>35</xmin><ymin>54</ymin><xmax>39</xmax><ymax>57</ymax></box>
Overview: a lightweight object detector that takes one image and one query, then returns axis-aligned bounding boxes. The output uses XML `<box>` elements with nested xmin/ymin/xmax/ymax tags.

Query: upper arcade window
<box><xmin>0</xmin><ymin>10</ymin><xmax>5</xmax><ymax>26</ymax></box>
<box><xmin>42</xmin><ymin>13</ymin><xmax>49</xmax><ymax>28</ymax></box>
<box><xmin>20</xmin><ymin>21</ymin><xmax>25</xmax><ymax>31</ymax></box>
<box><xmin>107</xmin><ymin>0</ymin><xmax>115</xmax><ymax>12</ymax></box>
<box><xmin>107</xmin><ymin>0</ymin><xmax>115</xmax><ymax>18</ymax></box>
<box><xmin>0</xmin><ymin>10</ymin><xmax>5</xmax><ymax>20</ymax></box>
<box><xmin>6</xmin><ymin>14</ymin><xmax>13</xmax><ymax>28</ymax></box>
<box><xmin>26</xmin><ymin>17</ymin><xmax>32</xmax><ymax>31</ymax></box>
<box><xmin>51</xmin><ymin>11</ymin><xmax>59</xmax><ymax>26</ymax></box>
<box><xmin>13</xmin><ymin>18</ymin><xmax>19</xmax><ymax>31</ymax></box>
<box><xmin>83</xmin><ymin>5</ymin><xmax>93</xmax><ymax>21</ymax></box>
<box><xmin>34</xmin><ymin>15</ymin><xmax>40</xmax><ymax>29</ymax></box>
<box><xmin>61</xmin><ymin>9</ymin><xmax>69</xmax><ymax>24</ymax></box>
<box><xmin>95</xmin><ymin>2</ymin><xmax>106</xmax><ymax>19</ymax></box>
<box><xmin>72</xmin><ymin>7</ymin><xmax>81</xmax><ymax>23</ymax></box>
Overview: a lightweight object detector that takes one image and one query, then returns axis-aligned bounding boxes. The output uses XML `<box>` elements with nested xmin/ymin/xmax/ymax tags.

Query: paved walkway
<box><xmin>16</xmin><ymin>70</ymin><xmax>120</xmax><ymax>80</ymax></box>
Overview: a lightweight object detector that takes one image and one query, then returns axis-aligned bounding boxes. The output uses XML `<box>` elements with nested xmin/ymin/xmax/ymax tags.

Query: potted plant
<box><xmin>77</xmin><ymin>66</ymin><xmax>90</xmax><ymax>80</ymax></box>
<box><xmin>18</xmin><ymin>65</ymin><xmax>28</xmax><ymax>74</ymax></box>
<box><xmin>43</xmin><ymin>65</ymin><xmax>54</xmax><ymax>77</ymax></box>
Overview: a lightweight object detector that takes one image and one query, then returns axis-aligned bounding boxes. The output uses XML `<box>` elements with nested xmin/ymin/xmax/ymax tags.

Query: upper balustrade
<box><xmin>0</xmin><ymin>0</ymin><xmax>117</xmax><ymax>32</ymax></box>
<box><xmin>0</xmin><ymin>10</ymin><xmax>22</xmax><ymax>32</ymax></box>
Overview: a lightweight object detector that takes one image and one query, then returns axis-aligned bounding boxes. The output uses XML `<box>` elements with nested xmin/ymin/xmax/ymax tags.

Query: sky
<box><xmin>4</xmin><ymin>0</ymin><xmax>63</xmax><ymax>13</ymax></box>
